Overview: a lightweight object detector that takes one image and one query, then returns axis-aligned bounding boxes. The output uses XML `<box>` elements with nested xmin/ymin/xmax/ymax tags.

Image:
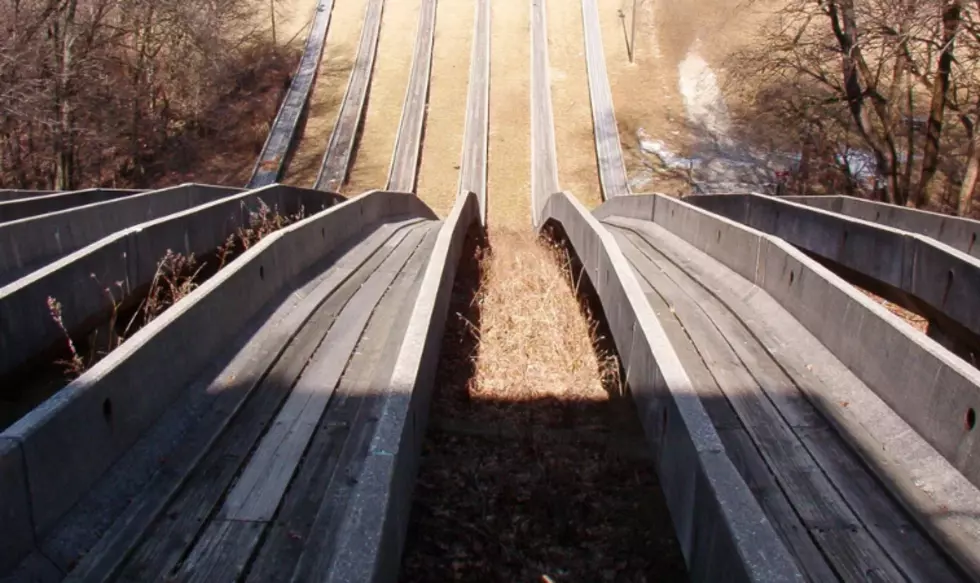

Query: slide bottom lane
<box><xmin>24</xmin><ymin>218</ymin><xmax>440</xmax><ymax>583</ymax></box>
<box><xmin>603</xmin><ymin>217</ymin><xmax>965</xmax><ymax>582</ymax></box>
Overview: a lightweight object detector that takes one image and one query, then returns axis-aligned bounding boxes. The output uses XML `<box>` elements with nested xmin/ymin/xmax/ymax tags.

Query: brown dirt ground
<box><xmin>343</xmin><ymin>0</ymin><xmax>422</xmax><ymax>194</ymax></box>
<box><xmin>598</xmin><ymin>0</ymin><xmax>778</xmax><ymax>195</ymax></box>
<box><xmin>415</xmin><ymin>0</ymin><xmax>474</xmax><ymax>217</ymax></box>
<box><xmin>282</xmin><ymin>0</ymin><xmax>369</xmax><ymax>186</ymax></box>
<box><xmin>266</xmin><ymin>0</ymin><xmax>322</xmax><ymax>50</ymax></box>
<box><xmin>548</xmin><ymin>0</ymin><xmax>603</xmax><ymax>208</ymax></box>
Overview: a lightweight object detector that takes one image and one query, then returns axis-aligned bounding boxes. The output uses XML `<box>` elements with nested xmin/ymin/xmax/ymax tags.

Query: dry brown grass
<box><xmin>400</xmin><ymin>228</ymin><xmax>688</xmax><ymax>581</ymax></box>
<box><xmin>414</xmin><ymin>0</ymin><xmax>473</xmax><ymax>217</ymax></box>
<box><xmin>860</xmin><ymin>289</ymin><xmax>929</xmax><ymax>334</ymax></box>
<box><xmin>486</xmin><ymin>0</ymin><xmax>532</xmax><ymax>227</ymax></box>
<box><xmin>468</xmin><ymin>229</ymin><xmax>613</xmax><ymax>412</ymax></box>
<box><xmin>45</xmin><ymin>200</ymin><xmax>304</xmax><ymax>381</ymax></box>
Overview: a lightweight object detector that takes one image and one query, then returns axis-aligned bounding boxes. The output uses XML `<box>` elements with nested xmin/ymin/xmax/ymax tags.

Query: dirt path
<box><xmin>415</xmin><ymin>0</ymin><xmax>474</xmax><ymax>217</ymax></box>
<box><xmin>343</xmin><ymin>0</ymin><xmax>422</xmax><ymax>194</ymax></box>
<box><xmin>548</xmin><ymin>0</ymin><xmax>603</xmax><ymax>207</ymax></box>
<box><xmin>282</xmin><ymin>0</ymin><xmax>368</xmax><ymax>186</ymax></box>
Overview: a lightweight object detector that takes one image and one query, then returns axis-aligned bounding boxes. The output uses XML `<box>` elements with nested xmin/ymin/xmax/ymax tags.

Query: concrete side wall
<box><xmin>0</xmin><ymin>184</ymin><xmax>245</xmax><ymax>282</ymax></box>
<box><xmin>0</xmin><ymin>185</ymin><xmax>344</xmax><ymax>382</ymax></box>
<box><xmin>0</xmin><ymin>191</ymin><xmax>435</xmax><ymax>568</ymax></box>
<box><xmin>324</xmin><ymin>192</ymin><xmax>479</xmax><ymax>583</ymax></box>
<box><xmin>0</xmin><ymin>189</ymin><xmax>142</xmax><ymax>223</ymax></box>
<box><xmin>787</xmin><ymin>195</ymin><xmax>980</xmax><ymax>259</ymax></box>
<box><xmin>543</xmin><ymin>192</ymin><xmax>803</xmax><ymax>583</ymax></box>
<box><xmin>0</xmin><ymin>190</ymin><xmax>54</xmax><ymax>203</ymax></box>
<box><xmin>689</xmin><ymin>193</ymin><xmax>980</xmax><ymax>345</ymax></box>
<box><xmin>0</xmin><ymin>439</ymin><xmax>32</xmax><ymax>572</ymax></box>
<box><xmin>611</xmin><ymin>194</ymin><xmax>980</xmax><ymax>493</ymax></box>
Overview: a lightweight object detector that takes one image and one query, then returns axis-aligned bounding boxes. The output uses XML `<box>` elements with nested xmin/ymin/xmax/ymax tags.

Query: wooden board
<box><xmin>169</xmin><ymin>226</ymin><xmax>431</xmax><ymax>581</ymax></box>
<box><xmin>458</xmin><ymin>0</ymin><xmax>490</xmax><ymax>215</ymax></box>
<box><xmin>113</xmin><ymin>226</ymin><xmax>418</xmax><ymax>581</ymax></box>
<box><xmin>62</xmin><ymin>220</ymin><xmax>419</xmax><ymax>583</ymax></box>
<box><xmin>614</xmin><ymin>216</ymin><xmax>966</xmax><ymax>581</ymax></box>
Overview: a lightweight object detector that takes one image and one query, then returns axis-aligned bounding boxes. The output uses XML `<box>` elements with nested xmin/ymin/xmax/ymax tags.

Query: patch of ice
<box><xmin>678</xmin><ymin>49</ymin><xmax>732</xmax><ymax>140</ymax></box>
<box><xmin>639</xmin><ymin>138</ymin><xmax>697</xmax><ymax>170</ymax></box>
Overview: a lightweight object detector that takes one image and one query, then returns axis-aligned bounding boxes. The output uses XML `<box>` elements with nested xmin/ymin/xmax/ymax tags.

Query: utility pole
<box><xmin>630</xmin><ymin>0</ymin><xmax>638</xmax><ymax>63</ymax></box>
<box><xmin>271</xmin><ymin>0</ymin><xmax>278</xmax><ymax>45</ymax></box>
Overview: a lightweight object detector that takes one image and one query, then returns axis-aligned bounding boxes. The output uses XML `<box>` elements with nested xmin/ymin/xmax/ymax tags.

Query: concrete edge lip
<box><xmin>0</xmin><ymin>183</ymin><xmax>344</xmax><ymax>379</ymax></box>
<box><xmin>539</xmin><ymin>191</ymin><xmax>804</xmax><ymax>582</ymax></box>
<box><xmin>686</xmin><ymin>193</ymin><xmax>980</xmax><ymax>350</ymax></box>
<box><xmin>323</xmin><ymin>191</ymin><xmax>479</xmax><ymax>583</ymax></box>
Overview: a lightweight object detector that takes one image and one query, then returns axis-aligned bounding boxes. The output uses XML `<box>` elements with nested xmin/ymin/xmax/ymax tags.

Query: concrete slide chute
<box><xmin>0</xmin><ymin>187</ymin><xmax>481</xmax><ymax>581</ymax></box>
<box><xmin>688</xmin><ymin>193</ymin><xmax>980</xmax><ymax>364</ymax></box>
<box><xmin>542</xmin><ymin>191</ymin><xmax>980</xmax><ymax>580</ymax></box>
<box><xmin>0</xmin><ymin>189</ymin><xmax>143</xmax><ymax>224</ymax></box>
<box><xmin>247</xmin><ymin>0</ymin><xmax>337</xmax><ymax>188</ymax></box>
<box><xmin>0</xmin><ymin>184</ymin><xmax>243</xmax><ymax>286</ymax></box>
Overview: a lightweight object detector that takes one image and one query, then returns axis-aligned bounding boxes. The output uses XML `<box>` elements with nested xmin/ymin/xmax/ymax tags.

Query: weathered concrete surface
<box><xmin>0</xmin><ymin>184</ymin><xmax>341</xmax><ymax>384</ymax></box>
<box><xmin>0</xmin><ymin>191</ymin><xmax>437</xmax><ymax>573</ymax></box>
<box><xmin>0</xmin><ymin>184</ymin><xmax>243</xmax><ymax>286</ymax></box>
<box><xmin>323</xmin><ymin>191</ymin><xmax>480</xmax><ymax>583</ymax></box>
<box><xmin>687</xmin><ymin>193</ymin><xmax>980</xmax><ymax>361</ymax></box>
<box><xmin>0</xmin><ymin>190</ymin><xmax>54</xmax><ymax>203</ymax></box>
<box><xmin>530</xmin><ymin>0</ymin><xmax>561</xmax><ymax>226</ymax></box>
<box><xmin>0</xmin><ymin>189</ymin><xmax>142</xmax><ymax>224</ymax></box>
<box><xmin>786</xmin><ymin>194</ymin><xmax>980</xmax><ymax>259</ymax></box>
<box><xmin>386</xmin><ymin>0</ymin><xmax>437</xmax><ymax>194</ymax></box>
<box><xmin>456</xmin><ymin>0</ymin><xmax>490</xmax><ymax>223</ymax></box>
<box><xmin>0</xmin><ymin>439</ymin><xmax>32</xmax><ymax>573</ymax></box>
<box><xmin>581</xmin><ymin>0</ymin><xmax>629</xmax><ymax>198</ymax></box>
<box><xmin>541</xmin><ymin>191</ymin><xmax>804</xmax><ymax>582</ymax></box>
<box><xmin>601</xmin><ymin>193</ymin><xmax>980</xmax><ymax>578</ymax></box>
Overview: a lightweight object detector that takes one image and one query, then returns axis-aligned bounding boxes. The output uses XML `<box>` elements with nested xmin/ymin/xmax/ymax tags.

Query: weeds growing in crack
<box><xmin>46</xmin><ymin>199</ymin><xmax>305</xmax><ymax>380</ymax></box>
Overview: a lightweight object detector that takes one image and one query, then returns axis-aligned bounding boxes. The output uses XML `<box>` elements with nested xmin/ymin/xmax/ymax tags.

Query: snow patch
<box><xmin>678</xmin><ymin>49</ymin><xmax>732</xmax><ymax>140</ymax></box>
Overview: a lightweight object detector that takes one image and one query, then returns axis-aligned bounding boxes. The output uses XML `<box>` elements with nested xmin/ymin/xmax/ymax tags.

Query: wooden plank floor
<box><xmin>248</xmin><ymin>0</ymin><xmax>337</xmax><ymax>188</ymax></box>
<box><xmin>580</xmin><ymin>0</ymin><xmax>629</xmax><ymax>198</ymax></box>
<box><xmin>49</xmin><ymin>218</ymin><xmax>439</xmax><ymax>583</ymax></box>
<box><xmin>603</xmin><ymin>216</ymin><xmax>966</xmax><ymax>582</ymax></box>
<box><xmin>387</xmin><ymin>0</ymin><xmax>438</xmax><ymax>193</ymax></box>
<box><xmin>314</xmin><ymin>0</ymin><xmax>387</xmax><ymax>192</ymax></box>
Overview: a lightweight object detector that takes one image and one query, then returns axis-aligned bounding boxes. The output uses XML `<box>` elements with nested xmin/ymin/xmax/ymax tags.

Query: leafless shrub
<box><xmin>0</xmin><ymin>0</ymin><xmax>286</xmax><ymax>190</ymax></box>
<box><xmin>46</xmin><ymin>200</ymin><xmax>302</xmax><ymax>378</ymax></box>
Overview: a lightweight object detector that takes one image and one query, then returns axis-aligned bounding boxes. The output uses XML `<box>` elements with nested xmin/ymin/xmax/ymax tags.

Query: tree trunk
<box><xmin>959</xmin><ymin>120</ymin><xmax>980</xmax><ymax>215</ymax></box>
<box><xmin>53</xmin><ymin>0</ymin><xmax>78</xmax><ymax>190</ymax></box>
<box><xmin>915</xmin><ymin>0</ymin><xmax>962</xmax><ymax>207</ymax></box>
